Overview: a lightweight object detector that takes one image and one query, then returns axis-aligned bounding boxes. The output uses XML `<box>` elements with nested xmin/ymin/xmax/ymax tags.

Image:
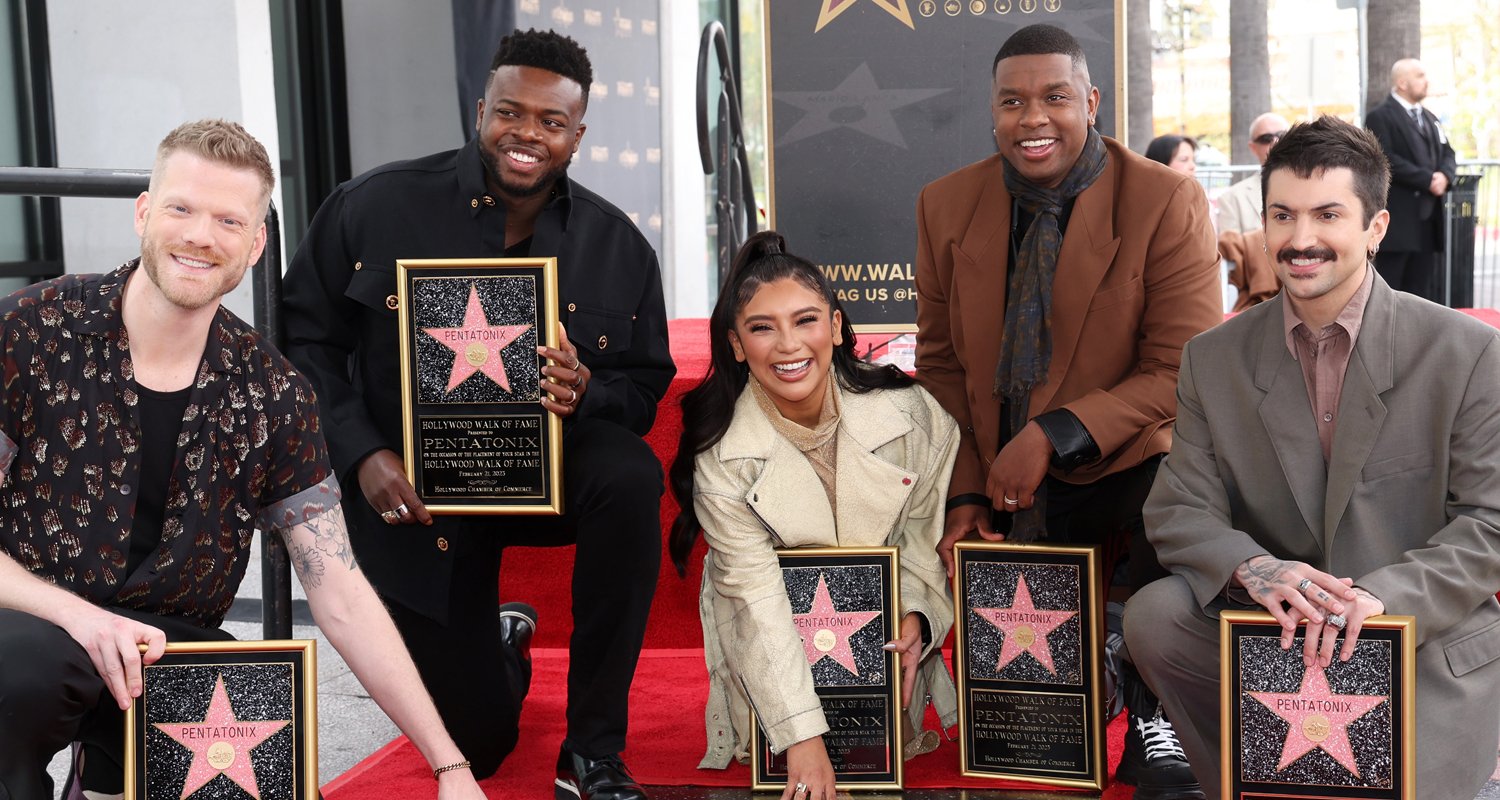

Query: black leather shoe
<box><xmin>498</xmin><ymin>601</ymin><xmax>537</xmax><ymax>663</ymax></box>
<box><xmin>554</xmin><ymin>747</ymin><xmax>648</xmax><ymax>800</ymax></box>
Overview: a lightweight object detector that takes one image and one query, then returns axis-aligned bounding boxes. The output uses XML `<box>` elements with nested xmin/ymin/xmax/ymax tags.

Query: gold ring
<box><xmin>569</xmin><ymin>387</ymin><xmax>578</xmax><ymax>404</ymax></box>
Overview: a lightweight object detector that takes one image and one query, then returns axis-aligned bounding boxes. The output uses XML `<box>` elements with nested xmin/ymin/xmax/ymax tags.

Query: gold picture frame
<box><xmin>396</xmin><ymin>257</ymin><xmax>564</xmax><ymax>515</ymax></box>
<box><xmin>952</xmin><ymin>541</ymin><xmax>1105</xmax><ymax>790</ymax></box>
<box><xmin>125</xmin><ymin>639</ymin><xmax>318</xmax><ymax>800</ymax></box>
<box><xmin>1219</xmin><ymin>610</ymin><xmax>1416</xmax><ymax>799</ymax></box>
<box><xmin>750</xmin><ymin>546</ymin><xmax>904</xmax><ymax>791</ymax></box>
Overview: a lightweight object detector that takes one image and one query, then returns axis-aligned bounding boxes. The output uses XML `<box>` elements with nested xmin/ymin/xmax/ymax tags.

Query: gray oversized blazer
<box><xmin>1147</xmin><ymin>272</ymin><xmax>1500</xmax><ymax>800</ymax></box>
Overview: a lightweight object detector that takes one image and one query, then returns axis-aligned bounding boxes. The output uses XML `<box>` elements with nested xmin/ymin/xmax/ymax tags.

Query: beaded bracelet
<box><xmin>433</xmin><ymin>760</ymin><xmax>471</xmax><ymax>779</ymax></box>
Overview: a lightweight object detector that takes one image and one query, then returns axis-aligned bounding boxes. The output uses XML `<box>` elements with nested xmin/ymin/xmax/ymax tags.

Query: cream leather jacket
<box><xmin>693</xmin><ymin>380</ymin><xmax>960</xmax><ymax>768</ymax></box>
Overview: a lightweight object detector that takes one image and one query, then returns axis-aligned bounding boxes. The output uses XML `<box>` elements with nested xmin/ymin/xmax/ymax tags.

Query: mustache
<box><xmin>1276</xmin><ymin>246</ymin><xmax>1338</xmax><ymax>264</ymax></box>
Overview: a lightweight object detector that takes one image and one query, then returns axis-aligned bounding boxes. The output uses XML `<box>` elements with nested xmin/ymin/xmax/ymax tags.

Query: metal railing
<box><xmin>696</xmin><ymin>20</ymin><xmax>758</xmax><ymax>289</ymax></box>
<box><xmin>0</xmin><ymin>166</ymin><xmax>295</xmax><ymax>640</ymax></box>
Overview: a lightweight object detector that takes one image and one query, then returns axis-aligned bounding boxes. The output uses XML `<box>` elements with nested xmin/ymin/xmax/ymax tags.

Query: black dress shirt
<box><xmin>281</xmin><ymin>137</ymin><xmax>675</xmax><ymax>617</ymax></box>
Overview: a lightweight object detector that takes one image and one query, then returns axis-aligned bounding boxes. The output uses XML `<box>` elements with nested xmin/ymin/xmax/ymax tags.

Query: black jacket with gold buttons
<box><xmin>281</xmin><ymin>137</ymin><xmax>674</xmax><ymax>622</ymax></box>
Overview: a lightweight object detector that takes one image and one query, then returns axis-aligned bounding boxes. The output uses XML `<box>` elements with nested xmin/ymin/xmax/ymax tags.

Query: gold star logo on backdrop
<box><xmin>815</xmin><ymin>0</ymin><xmax>916</xmax><ymax>32</ymax></box>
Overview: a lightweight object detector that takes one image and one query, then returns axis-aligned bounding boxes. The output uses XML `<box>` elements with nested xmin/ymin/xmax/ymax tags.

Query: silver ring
<box><xmin>793</xmin><ymin>783</ymin><xmax>808</xmax><ymax>797</ymax></box>
<box><xmin>396</xmin><ymin>503</ymin><xmax>409</xmax><ymax>516</ymax></box>
<box><xmin>1326</xmin><ymin>614</ymin><xmax>1347</xmax><ymax>629</ymax></box>
<box><xmin>568</xmin><ymin>387</ymin><xmax>578</xmax><ymax>404</ymax></box>
<box><xmin>380</xmin><ymin>510</ymin><xmax>399</xmax><ymax>522</ymax></box>
<box><xmin>1297</xmin><ymin>578</ymin><xmax>1313</xmax><ymax>593</ymax></box>
<box><xmin>571</xmin><ymin>373</ymin><xmax>583</xmax><ymax>389</ymax></box>
<box><xmin>1002</xmin><ymin>496</ymin><xmax>1019</xmax><ymax>505</ymax></box>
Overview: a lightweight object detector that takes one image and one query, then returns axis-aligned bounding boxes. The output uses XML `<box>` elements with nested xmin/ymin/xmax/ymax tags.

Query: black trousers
<box><xmin>382</xmin><ymin>416</ymin><xmax>663</xmax><ymax>778</ymax></box>
<box><xmin>0</xmin><ymin>608</ymin><xmax>231</xmax><ymax>800</ymax></box>
<box><xmin>994</xmin><ymin>456</ymin><xmax>1166</xmax><ymax>592</ymax></box>
<box><xmin>1375</xmin><ymin>249</ymin><xmax>1439</xmax><ymax>303</ymax></box>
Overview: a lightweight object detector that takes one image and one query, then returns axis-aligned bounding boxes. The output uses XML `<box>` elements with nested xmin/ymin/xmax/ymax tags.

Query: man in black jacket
<box><xmin>1365</xmin><ymin>58</ymin><xmax>1457</xmax><ymax>303</ymax></box>
<box><xmin>282</xmin><ymin>29</ymin><xmax>673</xmax><ymax>800</ymax></box>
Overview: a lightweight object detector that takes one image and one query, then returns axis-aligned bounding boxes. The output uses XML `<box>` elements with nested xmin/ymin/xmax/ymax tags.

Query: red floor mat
<box><xmin>324</xmin><ymin>648</ymin><xmax>1135</xmax><ymax>799</ymax></box>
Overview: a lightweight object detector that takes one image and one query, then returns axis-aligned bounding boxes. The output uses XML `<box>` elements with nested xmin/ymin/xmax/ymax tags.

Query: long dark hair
<box><xmin>1145</xmin><ymin>134</ymin><xmax>1195</xmax><ymax>167</ymax></box>
<box><xmin>667</xmin><ymin>231</ymin><xmax>913</xmax><ymax>576</ymax></box>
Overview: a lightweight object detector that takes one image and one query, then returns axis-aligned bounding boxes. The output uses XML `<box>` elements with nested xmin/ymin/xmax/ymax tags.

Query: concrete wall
<box><xmin>46</xmin><ymin>0</ymin><xmax>281</xmax><ymax>322</ymax></box>
<box><xmin>40</xmin><ymin>0</ymin><xmax>710</xmax><ymax>320</ymax></box>
<box><xmin>340</xmin><ymin>0</ymin><xmax>465</xmax><ymax>174</ymax></box>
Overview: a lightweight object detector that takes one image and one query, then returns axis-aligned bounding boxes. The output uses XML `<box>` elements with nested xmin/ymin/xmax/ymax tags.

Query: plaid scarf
<box><xmin>994</xmin><ymin>128</ymin><xmax>1107</xmax><ymax>541</ymax></box>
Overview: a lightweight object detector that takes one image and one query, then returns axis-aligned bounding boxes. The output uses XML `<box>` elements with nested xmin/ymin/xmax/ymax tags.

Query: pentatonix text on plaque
<box><xmin>751</xmin><ymin>546</ymin><xmax>903</xmax><ymax>791</ymax></box>
<box><xmin>126</xmin><ymin>640</ymin><xmax>318</xmax><ymax>800</ymax></box>
<box><xmin>397</xmin><ymin>258</ymin><xmax>563</xmax><ymax>514</ymax></box>
<box><xmin>953</xmin><ymin>542</ymin><xmax>1105</xmax><ymax>790</ymax></box>
<box><xmin>1221</xmin><ymin>611</ymin><xmax>1415</xmax><ymax>799</ymax></box>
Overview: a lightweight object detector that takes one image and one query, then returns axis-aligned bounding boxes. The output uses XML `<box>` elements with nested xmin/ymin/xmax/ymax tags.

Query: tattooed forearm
<box><xmin>288</xmin><ymin>541</ymin><xmax>326</xmax><ymax>589</ymax></box>
<box><xmin>303</xmin><ymin>505</ymin><xmax>357</xmax><ymax>571</ymax></box>
<box><xmin>1234</xmin><ymin>555</ymin><xmax>1290</xmax><ymax>599</ymax></box>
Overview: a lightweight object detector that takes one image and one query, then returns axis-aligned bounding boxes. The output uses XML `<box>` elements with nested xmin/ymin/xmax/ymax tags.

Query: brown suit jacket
<box><xmin>1217</xmin><ymin>228</ymin><xmax>1281</xmax><ymax>312</ymax></box>
<box><xmin>913</xmin><ymin>137</ymin><xmax>1222</xmax><ymax>496</ymax></box>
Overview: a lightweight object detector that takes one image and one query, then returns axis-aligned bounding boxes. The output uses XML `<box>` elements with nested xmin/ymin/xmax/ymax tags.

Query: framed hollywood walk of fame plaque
<box><xmin>396</xmin><ymin>258</ymin><xmax>564</xmax><ymax>514</ymax></box>
<box><xmin>126</xmin><ymin>640</ymin><xmax>317</xmax><ymax>800</ymax></box>
<box><xmin>952</xmin><ymin>542</ymin><xmax>1106</xmax><ymax>790</ymax></box>
<box><xmin>751</xmin><ymin>547</ymin><xmax>903</xmax><ymax>791</ymax></box>
<box><xmin>1221</xmin><ymin>611</ymin><xmax>1415</xmax><ymax>800</ymax></box>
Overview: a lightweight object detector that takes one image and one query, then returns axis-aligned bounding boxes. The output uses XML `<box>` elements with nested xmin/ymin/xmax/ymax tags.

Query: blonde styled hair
<box><xmin>151</xmin><ymin>119</ymin><xmax>275</xmax><ymax>215</ymax></box>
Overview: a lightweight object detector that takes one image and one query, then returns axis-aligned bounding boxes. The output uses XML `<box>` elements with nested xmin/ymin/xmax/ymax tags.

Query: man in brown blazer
<box><xmin>1127</xmin><ymin>117</ymin><xmax>1500</xmax><ymax>800</ymax></box>
<box><xmin>913</xmin><ymin>23</ymin><xmax>1222</xmax><ymax>800</ymax></box>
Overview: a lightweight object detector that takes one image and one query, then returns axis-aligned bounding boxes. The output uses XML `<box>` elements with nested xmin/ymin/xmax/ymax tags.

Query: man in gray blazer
<box><xmin>1124</xmin><ymin>116</ymin><xmax>1500</xmax><ymax>800</ymax></box>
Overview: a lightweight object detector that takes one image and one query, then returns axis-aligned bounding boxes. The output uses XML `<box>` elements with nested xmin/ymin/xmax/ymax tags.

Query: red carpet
<box><xmin>324</xmin><ymin>648</ymin><xmax>1137</xmax><ymax>799</ymax></box>
<box><xmin>331</xmin><ymin>312</ymin><xmax>1500</xmax><ymax>798</ymax></box>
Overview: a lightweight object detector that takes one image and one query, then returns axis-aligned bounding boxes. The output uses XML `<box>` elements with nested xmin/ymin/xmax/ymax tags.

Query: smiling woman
<box><xmin>669</xmin><ymin>231</ymin><xmax>961</xmax><ymax>800</ymax></box>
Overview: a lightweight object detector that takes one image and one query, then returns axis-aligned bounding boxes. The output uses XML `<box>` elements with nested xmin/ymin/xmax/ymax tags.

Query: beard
<box><xmin>478</xmin><ymin>144</ymin><xmax>570</xmax><ymax>199</ymax></box>
<box><xmin>138</xmin><ymin>234</ymin><xmax>239</xmax><ymax>312</ymax></box>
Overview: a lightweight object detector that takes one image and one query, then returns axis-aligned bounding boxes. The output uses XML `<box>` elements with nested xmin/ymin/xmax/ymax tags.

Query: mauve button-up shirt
<box><xmin>1282</xmin><ymin>266</ymin><xmax>1376</xmax><ymax>463</ymax></box>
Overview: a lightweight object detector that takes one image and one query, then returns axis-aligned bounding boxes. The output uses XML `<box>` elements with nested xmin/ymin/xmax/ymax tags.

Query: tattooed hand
<box><xmin>1232</xmin><ymin>555</ymin><xmax>1357</xmax><ymax>650</ymax></box>
<box><xmin>1304</xmin><ymin>586</ymin><xmax>1385</xmax><ymax>668</ymax></box>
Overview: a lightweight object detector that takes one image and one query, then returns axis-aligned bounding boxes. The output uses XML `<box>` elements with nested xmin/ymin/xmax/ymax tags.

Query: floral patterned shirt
<box><xmin>0</xmin><ymin>261</ymin><xmax>339</xmax><ymax>628</ymax></box>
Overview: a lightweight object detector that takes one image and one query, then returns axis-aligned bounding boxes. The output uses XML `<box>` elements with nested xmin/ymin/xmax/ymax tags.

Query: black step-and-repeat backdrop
<box><xmin>765</xmin><ymin>0</ymin><xmax>1122</xmax><ymax>331</ymax></box>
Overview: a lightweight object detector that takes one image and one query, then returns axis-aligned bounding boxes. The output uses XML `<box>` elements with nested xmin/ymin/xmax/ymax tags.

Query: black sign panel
<box><xmin>765</xmin><ymin>0</ymin><xmax>1122</xmax><ymax>330</ymax></box>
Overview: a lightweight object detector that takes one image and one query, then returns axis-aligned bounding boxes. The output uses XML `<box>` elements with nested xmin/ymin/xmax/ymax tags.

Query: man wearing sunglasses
<box><xmin>1217</xmin><ymin>114</ymin><xmax>1292</xmax><ymax>311</ymax></box>
<box><xmin>1217</xmin><ymin>113</ymin><xmax>1290</xmax><ymax>235</ymax></box>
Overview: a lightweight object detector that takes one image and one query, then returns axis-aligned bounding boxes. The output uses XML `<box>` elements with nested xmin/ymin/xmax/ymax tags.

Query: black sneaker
<box><xmin>1116</xmin><ymin>705</ymin><xmax>1205</xmax><ymax>800</ymax></box>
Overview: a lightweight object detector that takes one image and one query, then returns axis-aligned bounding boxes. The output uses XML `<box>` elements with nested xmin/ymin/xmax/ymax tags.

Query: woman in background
<box><xmin>1146</xmin><ymin>133</ymin><xmax>1198</xmax><ymax>178</ymax></box>
<box><xmin>669</xmin><ymin>231</ymin><xmax>958</xmax><ymax>800</ymax></box>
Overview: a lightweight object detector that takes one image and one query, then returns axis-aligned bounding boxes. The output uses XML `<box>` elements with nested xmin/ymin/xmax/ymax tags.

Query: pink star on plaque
<box><xmin>151</xmin><ymin>674</ymin><xmax>290</xmax><ymax>800</ymax></box>
<box><xmin>974</xmin><ymin>574</ymin><xmax>1076</xmax><ymax>675</ymax></box>
<box><xmin>422</xmin><ymin>283</ymin><xmax>533</xmax><ymax>393</ymax></box>
<box><xmin>791</xmin><ymin>573</ymin><xmax>881</xmax><ymax>676</ymax></box>
<box><xmin>1247</xmin><ymin>663</ymin><xmax>1387</xmax><ymax>777</ymax></box>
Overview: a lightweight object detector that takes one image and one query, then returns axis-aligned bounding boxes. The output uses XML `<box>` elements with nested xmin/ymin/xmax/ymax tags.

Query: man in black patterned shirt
<box><xmin>0</xmin><ymin>120</ymin><xmax>486</xmax><ymax>800</ymax></box>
